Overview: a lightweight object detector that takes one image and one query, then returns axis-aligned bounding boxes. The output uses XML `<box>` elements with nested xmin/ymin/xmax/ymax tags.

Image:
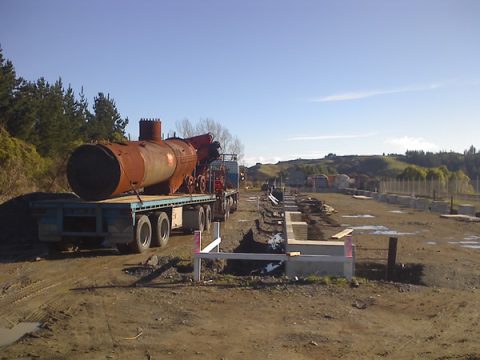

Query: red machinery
<box><xmin>67</xmin><ymin>119</ymin><xmax>220</xmax><ymax>201</ymax></box>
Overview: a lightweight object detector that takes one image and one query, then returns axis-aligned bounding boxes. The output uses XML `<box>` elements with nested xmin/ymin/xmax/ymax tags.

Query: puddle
<box><xmin>372</xmin><ymin>230</ymin><xmax>417</xmax><ymax>236</ymax></box>
<box><xmin>351</xmin><ymin>225</ymin><xmax>389</xmax><ymax>231</ymax></box>
<box><xmin>462</xmin><ymin>245</ymin><xmax>480</xmax><ymax>249</ymax></box>
<box><xmin>342</xmin><ymin>214</ymin><xmax>375</xmax><ymax>218</ymax></box>
<box><xmin>0</xmin><ymin>322</ymin><xmax>41</xmax><ymax>347</ymax></box>
<box><xmin>389</xmin><ymin>210</ymin><xmax>406</xmax><ymax>214</ymax></box>
<box><xmin>425</xmin><ymin>241</ymin><xmax>437</xmax><ymax>245</ymax></box>
<box><xmin>447</xmin><ymin>235</ymin><xmax>480</xmax><ymax>249</ymax></box>
<box><xmin>351</xmin><ymin>225</ymin><xmax>416</xmax><ymax>236</ymax></box>
<box><xmin>237</xmin><ymin>220</ymin><xmax>251</xmax><ymax>222</ymax></box>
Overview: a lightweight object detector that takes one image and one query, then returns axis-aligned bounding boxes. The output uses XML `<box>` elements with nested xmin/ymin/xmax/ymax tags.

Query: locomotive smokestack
<box><xmin>139</xmin><ymin>119</ymin><xmax>162</xmax><ymax>141</ymax></box>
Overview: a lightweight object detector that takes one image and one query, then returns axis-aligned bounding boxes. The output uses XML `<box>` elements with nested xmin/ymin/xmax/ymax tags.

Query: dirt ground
<box><xmin>1</xmin><ymin>191</ymin><xmax>479</xmax><ymax>359</ymax></box>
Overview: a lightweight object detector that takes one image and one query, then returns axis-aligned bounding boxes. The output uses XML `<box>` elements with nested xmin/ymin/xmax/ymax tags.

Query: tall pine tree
<box><xmin>86</xmin><ymin>92</ymin><xmax>128</xmax><ymax>142</ymax></box>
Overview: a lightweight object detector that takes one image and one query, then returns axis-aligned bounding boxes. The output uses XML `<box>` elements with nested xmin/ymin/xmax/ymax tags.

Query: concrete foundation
<box><xmin>398</xmin><ymin>196</ymin><xmax>412</xmax><ymax>206</ymax></box>
<box><xmin>386</xmin><ymin>194</ymin><xmax>399</xmax><ymax>204</ymax></box>
<box><xmin>458</xmin><ymin>204</ymin><xmax>476</xmax><ymax>217</ymax></box>
<box><xmin>414</xmin><ymin>198</ymin><xmax>431</xmax><ymax>210</ymax></box>
<box><xmin>283</xmin><ymin>211</ymin><xmax>354</xmax><ymax>278</ymax></box>
<box><xmin>285</xmin><ymin>240</ymin><xmax>347</xmax><ymax>277</ymax></box>
<box><xmin>283</xmin><ymin>195</ymin><xmax>298</xmax><ymax>212</ymax></box>
<box><xmin>377</xmin><ymin>193</ymin><xmax>387</xmax><ymax>202</ymax></box>
<box><xmin>430</xmin><ymin>201</ymin><xmax>450</xmax><ymax>213</ymax></box>
<box><xmin>349</xmin><ymin>188</ymin><xmax>478</xmax><ymax>217</ymax></box>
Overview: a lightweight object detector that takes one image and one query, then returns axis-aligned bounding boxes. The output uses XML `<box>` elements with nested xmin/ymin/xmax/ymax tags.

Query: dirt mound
<box><xmin>0</xmin><ymin>192</ymin><xmax>78</xmax><ymax>248</ymax></box>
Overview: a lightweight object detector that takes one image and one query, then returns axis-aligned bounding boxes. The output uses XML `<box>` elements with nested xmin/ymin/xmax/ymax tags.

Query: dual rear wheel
<box><xmin>117</xmin><ymin>212</ymin><xmax>170</xmax><ymax>254</ymax></box>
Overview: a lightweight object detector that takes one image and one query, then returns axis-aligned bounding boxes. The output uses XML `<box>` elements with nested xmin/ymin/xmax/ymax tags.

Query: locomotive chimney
<box><xmin>139</xmin><ymin>118</ymin><xmax>162</xmax><ymax>142</ymax></box>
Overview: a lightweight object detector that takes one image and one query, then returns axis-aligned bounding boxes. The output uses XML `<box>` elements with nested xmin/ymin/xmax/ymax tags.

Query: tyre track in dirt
<box><xmin>0</xmin><ymin>193</ymin><xmax>257</xmax><ymax>328</ymax></box>
<box><xmin>0</xmin><ymin>252</ymin><xmax>143</xmax><ymax>326</ymax></box>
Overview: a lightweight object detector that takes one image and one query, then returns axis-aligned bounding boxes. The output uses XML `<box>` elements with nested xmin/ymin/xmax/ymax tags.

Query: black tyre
<box><xmin>223</xmin><ymin>202</ymin><xmax>230</xmax><ymax>222</ymax></box>
<box><xmin>151</xmin><ymin>212</ymin><xmax>170</xmax><ymax>248</ymax></box>
<box><xmin>203</xmin><ymin>205</ymin><xmax>212</xmax><ymax>232</ymax></box>
<box><xmin>130</xmin><ymin>215</ymin><xmax>152</xmax><ymax>253</ymax></box>
<box><xmin>231</xmin><ymin>195</ymin><xmax>238</xmax><ymax>212</ymax></box>
<box><xmin>197</xmin><ymin>206</ymin><xmax>205</xmax><ymax>232</ymax></box>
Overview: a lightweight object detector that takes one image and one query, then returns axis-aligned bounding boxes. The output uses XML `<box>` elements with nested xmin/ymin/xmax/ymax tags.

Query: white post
<box><xmin>213</xmin><ymin>222</ymin><xmax>220</xmax><ymax>252</ymax></box>
<box><xmin>193</xmin><ymin>230</ymin><xmax>202</xmax><ymax>282</ymax></box>
<box><xmin>194</xmin><ymin>257</ymin><xmax>201</xmax><ymax>282</ymax></box>
<box><xmin>344</xmin><ymin>235</ymin><xmax>353</xmax><ymax>257</ymax></box>
<box><xmin>194</xmin><ymin>230</ymin><xmax>202</xmax><ymax>253</ymax></box>
<box><xmin>343</xmin><ymin>235</ymin><xmax>353</xmax><ymax>280</ymax></box>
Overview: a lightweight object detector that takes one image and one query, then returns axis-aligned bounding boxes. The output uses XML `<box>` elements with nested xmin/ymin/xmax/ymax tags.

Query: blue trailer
<box><xmin>32</xmin><ymin>190</ymin><xmax>239</xmax><ymax>254</ymax></box>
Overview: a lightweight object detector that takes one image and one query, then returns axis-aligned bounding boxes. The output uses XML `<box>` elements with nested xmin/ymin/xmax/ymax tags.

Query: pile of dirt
<box><xmin>0</xmin><ymin>192</ymin><xmax>78</xmax><ymax>249</ymax></box>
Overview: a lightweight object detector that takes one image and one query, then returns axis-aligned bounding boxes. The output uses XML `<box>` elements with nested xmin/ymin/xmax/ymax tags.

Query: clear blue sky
<box><xmin>1</xmin><ymin>0</ymin><xmax>479</xmax><ymax>166</ymax></box>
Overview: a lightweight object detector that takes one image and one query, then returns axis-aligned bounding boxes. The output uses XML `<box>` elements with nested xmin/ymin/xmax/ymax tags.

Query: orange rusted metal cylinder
<box><xmin>67</xmin><ymin>119</ymin><xmax>200</xmax><ymax>200</ymax></box>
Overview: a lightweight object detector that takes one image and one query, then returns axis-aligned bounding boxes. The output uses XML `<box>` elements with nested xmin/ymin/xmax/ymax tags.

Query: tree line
<box><xmin>0</xmin><ymin>47</ymin><xmax>128</xmax><ymax>198</ymax></box>
<box><xmin>399</xmin><ymin>148</ymin><xmax>480</xmax><ymax>180</ymax></box>
<box><xmin>0</xmin><ymin>48</ymin><xmax>128</xmax><ymax>158</ymax></box>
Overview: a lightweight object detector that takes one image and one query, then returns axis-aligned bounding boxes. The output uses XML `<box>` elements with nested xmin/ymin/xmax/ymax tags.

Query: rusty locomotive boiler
<box><xmin>67</xmin><ymin>119</ymin><xmax>221</xmax><ymax>201</ymax></box>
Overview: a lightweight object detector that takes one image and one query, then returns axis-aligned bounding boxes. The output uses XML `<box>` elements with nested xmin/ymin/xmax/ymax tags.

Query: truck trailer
<box><xmin>32</xmin><ymin>119</ymin><xmax>239</xmax><ymax>253</ymax></box>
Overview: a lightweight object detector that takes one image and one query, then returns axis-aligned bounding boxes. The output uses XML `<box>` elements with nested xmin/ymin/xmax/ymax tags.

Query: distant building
<box><xmin>334</xmin><ymin>174</ymin><xmax>351</xmax><ymax>189</ymax></box>
<box><xmin>307</xmin><ymin>174</ymin><xmax>330</xmax><ymax>189</ymax></box>
<box><xmin>306</xmin><ymin>174</ymin><xmax>352</xmax><ymax>190</ymax></box>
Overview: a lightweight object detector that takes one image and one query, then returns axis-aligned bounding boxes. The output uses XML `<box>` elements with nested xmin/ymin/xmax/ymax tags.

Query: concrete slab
<box><xmin>414</xmin><ymin>198</ymin><xmax>431</xmax><ymax>210</ymax></box>
<box><xmin>284</xmin><ymin>211</ymin><xmax>354</xmax><ymax>278</ymax></box>
<box><xmin>430</xmin><ymin>201</ymin><xmax>450</xmax><ymax>213</ymax></box>
<box><xmin>458</xmin><ymin>204</ymin><xmax>476</xmax><ymax>217</ymax></box>
<box><xmin>285</xmin><ymin>240</ymin><xmax>347</xmax><ymax>277</ymax></box>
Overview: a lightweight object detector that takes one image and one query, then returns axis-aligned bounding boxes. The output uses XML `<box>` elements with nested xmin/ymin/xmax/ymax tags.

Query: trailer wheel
<box><xmin>223</xmin><ymin>202</ymin><xmax>230</xmax><ymax>221</ymax></box>
<box><xmin>203</xmin><ymin>205</ymin><xmax>212</xmax><ymax>232</ymax></box>
<box><xmin>151</xmin><ymin>212</ymin><xmax>170</xmax><ymax>248</ymax></box>
<box><xmin>231</xmin><ymin>195</ymin><xmax>238</xmax><ymax>212</ymax></box>
<box><xmin>197</xmin><ymin>206</ymin><xmax>205</xmax><ymax>232</ymax></box>
<box><xmin>182</xmin><ymin>206</ymin><xmax>206</xmax><ymax>233</ymax></box>
<box><xmin>131</xmin><ymin>215</ymin><xmax>152</xmax><ymax>253</ymax></box>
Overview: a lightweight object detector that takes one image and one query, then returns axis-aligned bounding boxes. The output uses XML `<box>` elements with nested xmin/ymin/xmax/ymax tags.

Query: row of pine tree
<box><xmin>0</xmin><ymin>47</ymin><xmax>128</xmax><ymax>198</ymax></box>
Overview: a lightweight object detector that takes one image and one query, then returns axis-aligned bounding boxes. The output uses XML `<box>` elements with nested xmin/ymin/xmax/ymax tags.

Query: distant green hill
<box><xmin>246</xmin><ymin>155</ymin><xmax>412</xmax><ymax>185</ymax></box>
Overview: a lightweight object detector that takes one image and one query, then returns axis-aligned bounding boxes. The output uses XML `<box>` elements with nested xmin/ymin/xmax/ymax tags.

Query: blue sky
<box><xmin>1</xmin><ymin>0</ymin><xmax>479</xmax><ymax>166</ymax></box>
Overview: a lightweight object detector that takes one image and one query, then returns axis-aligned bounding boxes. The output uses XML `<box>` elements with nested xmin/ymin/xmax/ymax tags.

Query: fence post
<box><xmin>386</xmin><ymin>237</ymin><xmax>398</xmax><ymax>281</ymax></box>
<box><xmin>194</xmin><ymin>257</ymin><xmax>201</xmax><ymax>282</ymax></box>
<box><xmin>213</xmin><ymin>222</ymin><xmax>221</xmax><ymax>252</ymax></box>
<box><xmin>193</xmin><ymin>230</ymin><xmax>202</xmax><ymax>282</ymax></box>
<box><xmin>343</xmin><ymin>235</ymin><xmax>353</xmax><ymax>280</ymax></box>
<box><xmin>194</xmin><ymin>230</ymin><xmax>202</xmax><ymax>253</ymax></box>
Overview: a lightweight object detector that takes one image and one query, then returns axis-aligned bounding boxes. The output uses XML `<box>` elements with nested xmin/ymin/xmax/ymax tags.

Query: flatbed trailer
<box><xmin>32</xmin><ymin>190</ymin><xmax>239</xmax><ymax>253</ymax></box>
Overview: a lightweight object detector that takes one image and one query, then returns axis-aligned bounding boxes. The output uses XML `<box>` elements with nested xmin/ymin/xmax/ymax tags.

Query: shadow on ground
<box><xmin>356</xmin><ymin>261</ymin><xmax>426</xmax><ymax>285</ymax></box>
